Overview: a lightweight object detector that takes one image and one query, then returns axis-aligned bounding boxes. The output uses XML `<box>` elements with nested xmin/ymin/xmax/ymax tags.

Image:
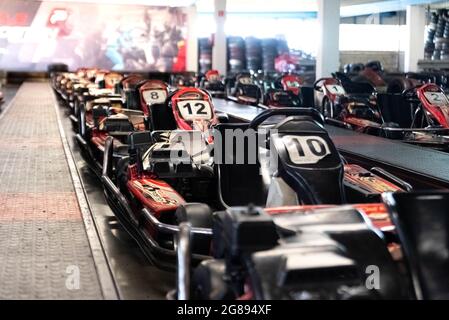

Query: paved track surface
<box><xmin>0</xmin><ymin>83</ymin><xmax>105</xmax><ymax>299</ymax></box>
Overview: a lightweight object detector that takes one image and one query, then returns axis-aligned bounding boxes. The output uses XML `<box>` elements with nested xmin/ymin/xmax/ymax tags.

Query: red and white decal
<box><xmin>326</xmin><ymin>84</ymin><xmax>346</xmax><ymax>95</ymax></box>
<box><xmin>177</xmin><ymin>100</ymin><xmax>213</xmax><ymax>121</ymax></box>
<box><xmin>282</xmin><ymin>135</ymin><xmax>331</xmax><ymax>165</ymax></box>
<box><xmin>424</xmin><ymin>91</ymin><xmax>449</xmax><ymax>107</ymax></box>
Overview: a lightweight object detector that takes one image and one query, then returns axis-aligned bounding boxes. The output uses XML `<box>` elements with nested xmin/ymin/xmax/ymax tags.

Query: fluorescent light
<box><xmin>41</xmin><ymin>0</ymin><xmax>197</xmax><ymax>7</ymax></box>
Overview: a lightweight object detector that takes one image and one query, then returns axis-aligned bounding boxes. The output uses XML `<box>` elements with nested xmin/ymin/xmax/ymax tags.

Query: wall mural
<box><xmin>0</xmin><ymin>0</ymin><xmax>188</xmax><ymax>71</ymax></box>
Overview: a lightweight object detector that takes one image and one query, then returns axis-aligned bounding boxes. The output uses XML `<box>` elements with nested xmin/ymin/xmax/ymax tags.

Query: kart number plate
<box><xmin>424</xmin><ymin>91</ymin><xmax>449</xmax><ymax>106</ymax></box>
<box><xmin>326</xmin><ymin>85</ymin><xmax>346</xmax><ymax>95</ymax></box>
<box><xmin>177</xmin><ymin>100</ymin><xmax>212</xmax><ymax>121</ymax></box>
<box><xmin>286</xmin><ymin>80</ymin><xmax>300</xmax><ymax>88</ymax></box>
<box><xmin>239</xmin><ymin>77</ymin><xmax>252</xmax><ymax>85</ymax></box>
<box><xmin>282</xmin><ymin>135</ymin><xmax>331</xmax><ymax>165</ymax></box>
<box><xmin>143</xmin><ymin>90</ymin><xmax>167</xmax><ymax>105</ymax></box>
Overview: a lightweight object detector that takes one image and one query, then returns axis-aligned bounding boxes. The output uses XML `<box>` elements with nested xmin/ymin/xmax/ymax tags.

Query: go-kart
<box><xmin>226</xmin><ymin>72</ymin><xmax>263</xmax><ymax>105</ymax></box>
<box><xmin>78</xmin><ymin>86</ymin><xmax>216</xmax><ymax>177</ymax></box>
<box><xmin>279</xmin><ymin>73</ymin><xmax>304</xmax><ymax>96</ymax></box>
<box><xmin>76</xmin><ymin>96</ymin><xmax>133</xmax><ymax>174</ymax></box>
<box><xmin>101</xmin><ymin>107</ymin><xmax>409</xmax><ymax>270</ymax></box>
<box><xmin>101</xmin><ymin>87</ymin><xmax>220</xmax><ymax>269</ymax></box>
<box><xmin>199</xmin><ymin>70</ymin><xmax>226</xmax><ymax>97</ymax></box>
<box><xmin>62</xmin><ymin>68</ymin><xmax>101</xmax><ymax>104</ymax></box>
<box><xmin>260</xmin><ymin>74</ymin><xmax>303</xmax><ymax>108</ymax></box>
<box><xmin>173</xmin><ymin>202</ymin><xmax>409</xmax><ymax>300</ymax></box>
<box><xmin>324</xmin><ymin>81</ymin><xmax>449</xmax><ymax>151</ymax></box>
<box><xmin>313</xmin><ymin>76</ymin><xmax>381</xmax><ymax>128</ymax></box>
<box><xmin>383</xmin><ymin>191</ymin><xmax>449</xmax><ymax>300</ymax></box>
<box><xmin>342</xmin><ymin>61</ymin><xmax>387</xmax><ymax>92</ymax></box>
<box><xmin>170</xmin><ymin>73</ymin><xmax>197</xmax><ymax>89</ymax></box>
<box><xmin>138</xmin><ymin>79</ymin><xmax>170</xmax><ymax>121</ymax></box>
<box><xmin>70</xmin><ymin>72</ymin><xmax>123</xmax><ymax>127</ymax></box>
<box><xmin>177</xmin><ymin>190</ymin><xmax>449</xmax><ymax>300</ymax></box>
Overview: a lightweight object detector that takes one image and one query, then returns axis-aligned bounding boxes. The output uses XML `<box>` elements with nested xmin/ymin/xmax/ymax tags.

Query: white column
<box><xmin>316</xmin><ymin>0</ymin><xmax>340</xmax><ymax>79</ymax></box>
<box><xmin>405</xmin><ymin>5</ymin><xmax>426</xmax><ymax>72</ymax></box>
<box><xmin>212</xmin><ymin>0</ymin><xmax>227</xmax><ymax>75</ymax></box>
<box><xmin>186</xmin><ymin>4</ymin><xmax>198</xmax><ymax>72</ymax></box>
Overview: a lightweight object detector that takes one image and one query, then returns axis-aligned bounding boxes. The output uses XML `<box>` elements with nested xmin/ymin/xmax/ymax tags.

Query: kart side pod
<box><xmin>185</xmin><ymin>204</ymin><xmax>406</xmax><ymax>300</ymax></box>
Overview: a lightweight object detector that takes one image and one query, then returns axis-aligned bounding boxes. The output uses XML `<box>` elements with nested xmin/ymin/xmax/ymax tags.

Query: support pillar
<box><xmin>405</xmin><ymin>5</ymin><xmax>426</xmax><ymax>72</ymax></box>
<box><xmin>212</xmin><ymin>0</ymin><xmax>227</xmax><ymax>75</ymax></box>
<box><xmin>316</xmin><ymin>0</ymin><xmax>340</xmax><ymax>79</ymax></box>
<box><xmin>186</xmin><ymin>4</ymin><xmax>198</xmax><ymax>72</ymax></box>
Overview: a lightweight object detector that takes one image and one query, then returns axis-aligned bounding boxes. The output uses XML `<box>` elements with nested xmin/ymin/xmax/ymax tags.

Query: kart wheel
<box><xmin>116</xmin><ymin>157</ymin><xmax>129</xmax><ymax>191</ymax></box>
<box><xmin>78</xmin><ymin>103</ymin><xmax>86</xmax><ymax>138</ymax></box>
<box><xmin>175</xmin><ymin>203</ymin><xmax>212</xmax><ymax>255</ymax></box>
<box><xmin>72</xmin><ymin>100</ymin><xmax>80</xmax><ymax>133</ymax></box>
<box><xmin>322</xmin><ymin>97</ymin><xmax>334</xmax><ymax>118</ymax></box>
<box><xmin>380</xmin><ymin>122</ymin><xmax>401</xmax><ymax>139</ymax></box>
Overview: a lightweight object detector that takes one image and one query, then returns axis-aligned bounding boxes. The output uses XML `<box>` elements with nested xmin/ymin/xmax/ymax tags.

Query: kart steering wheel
<box><xmin>402</xmin><ymin>85</ymin><xmax>421</xmax><ymax>99</ymax></box>
<box><xmin>248</xmin><ymin>107</ymin><xmax>324</xmax><ymax>130</ymax></box>
<box><xmin>313</xmin><ymin>78</ymin><xmax>330</xmax><ymax>91</ymax></box>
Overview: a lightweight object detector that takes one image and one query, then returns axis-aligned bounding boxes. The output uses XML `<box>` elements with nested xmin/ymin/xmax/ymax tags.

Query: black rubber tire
<box><xmin>175</xmin><ymin>203</ymin><xmax>213</xmax><ymax>255</ymax></box>
<box><xmin>115</xmin><ymin>157</ymin><xmax>130</xmax><ymax>191</ymax></box>
<box><xmin>78</xmin><ymin>103</ymin><xmax>86</xmax><ymax>138</ymax></box>
<box><xmin>322</xmin><ymin>97</ymin><xmax>333</xmax><ymax>118</ymax></box>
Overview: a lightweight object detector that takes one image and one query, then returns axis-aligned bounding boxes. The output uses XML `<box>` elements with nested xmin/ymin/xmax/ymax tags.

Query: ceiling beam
<box><xmin>341</xmin><ymin>0</ymin><xmax>446</xmax><ymax>17</ymax></box>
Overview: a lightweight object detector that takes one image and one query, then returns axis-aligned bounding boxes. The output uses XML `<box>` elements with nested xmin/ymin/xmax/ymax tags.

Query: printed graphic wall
<box><xmin>0</xmin><ymin>0</ymin><xmax>188</xmax><ymax>71</ymax></box>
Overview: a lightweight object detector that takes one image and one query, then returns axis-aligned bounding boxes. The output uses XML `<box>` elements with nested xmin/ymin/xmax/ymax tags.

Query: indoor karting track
<box><xmin>3</xmin><ymin>81</ymin><xmax>449</xmax><ymax>300</ymax></box>
<box><xmin>0</xmin><ymin>82</ymin><xmax>172</xmax><ymax>299</ymax></box>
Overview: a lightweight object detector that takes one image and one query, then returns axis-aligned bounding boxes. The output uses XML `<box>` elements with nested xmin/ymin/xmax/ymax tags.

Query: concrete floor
<box><xmin>0</xmin><ymin>82</ymin><xmax>174</xmax><ymax>299</ymax></box>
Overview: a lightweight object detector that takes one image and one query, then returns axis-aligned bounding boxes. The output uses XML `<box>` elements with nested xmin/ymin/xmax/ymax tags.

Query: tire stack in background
<box><xmin>276</xmin><ymin>39</ymin><xmax>290</xmax><ymax>56</ymax></box>
<box><xmin>245</xmin><ymin>37</ymin><xmax>262</xmax><ymax>72</ymax></box>
<box><xmin>227</xmin><ymin>37</ymin><xmax>246</xmax><ymax>73</ymax></box>
<box><xmin>198</xmin><ymin>38</ymin><xmax>213</xmax><ymax>74</ymax></box>
<box><xmin>261</xmin><ymin>38</ymin><xmax>278</xmax><ymax>72</ymax></box>
<box><xmin>200</xmin><ymin>36</ymin><xmax>309</xmax><ymax>75</ymax></box>
<box><xmin>424</xmin><ymin>9</ymin><xmax>449</xmax><ymax>61</ymax></box>
<box><xmin>425</xmin><ymin>12</ymin><xmax>438</xmax><ymax>60</ymax></box>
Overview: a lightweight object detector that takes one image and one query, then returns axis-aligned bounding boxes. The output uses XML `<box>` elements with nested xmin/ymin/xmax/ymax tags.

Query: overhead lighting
<box><xmin>41</xmin><ymin>0</ymin><xmax>197</xmax><ymax>7</ymax></box>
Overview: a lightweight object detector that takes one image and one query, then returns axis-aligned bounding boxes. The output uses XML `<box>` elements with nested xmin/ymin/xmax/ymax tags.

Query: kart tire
<box><xmin>78</xmin><ymin>103</ymin><xmax>86</xmax><ymax>138</ymax></box>
<box><xmin>381</xmin><ymin>122</ymin><xmax>401</xmax><ymax>139</ymax></box>
<box><xmin>72</xmin><ymin>100</ymin><xmax>80</xmax><ymax>133</ymax></box>
<box><xmin>175</xmin><ymin>203</ymin><xmax>213</xmax><ymax>255</ymax></box>
<box><xmin>116</xmin><ymin>157</ymin><xmax>129</xmax><ymax>191</ymax></box>
<box><xmin>192</xmin><ymin>260</ymin><xmax>230</xmax><ymax>300</ymax></box>
<box><xmin>322</xmin><ymin>97</ymin><xmax>333</xmax><ymax>118</ymax></box>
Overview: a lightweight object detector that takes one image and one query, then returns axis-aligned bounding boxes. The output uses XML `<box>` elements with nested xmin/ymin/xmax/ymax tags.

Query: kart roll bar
<box><xmin>371</xmin><ymin>167</ymin><xmax>413</xmax><ymax>192</ymax></box>
<box><xmin>248</xmin><ymin>107</ymin><xmax>324</xmax><ymax>129</ymax></box>
<box><xmin>102</xmin><ymin>136</ymin><xmax>212</xmax><ymax>270</ymax></box>
<box><xmin>141</xmin><ymin>208</ymin><xmax>212</xmax><ymax>236</ymax></box>
<box><xmin>177</xmin><ymin>222</ymin><xmax>192</xmax><ymax>300</ymax></box>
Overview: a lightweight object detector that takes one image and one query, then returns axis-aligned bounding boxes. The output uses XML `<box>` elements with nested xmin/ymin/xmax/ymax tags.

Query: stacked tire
<box><xmin>245</xmin><ymin>37</ymin><xmax>262</xmax><ymax>72</ymax></box>
<box><xmin>276</xmin><ymin>39</ymin><xmax>290</xmax><ymax>56</ymax></box>
<box><xmin>262</xmin><ymin>39</ymin><xmax>278</xmax><ymax>72</ymax></box>
<box><xmin>427</xmin><ymin>10</ymin><xmax>449</xmax><ymax>61</ymax></box>
<box><xmin>424</xmin><ymin>12</ymin><xmax>438</xmax><ymax>60</ymax></box>
<box><xmin>198</xmin><ymin>38</ymin><xmax>213</xmax><ymax>74</ymax></box>
<box><xmin>227</xmin><ymin>37</ymin><xmax>246</xmax><ymax>73</ymax></box>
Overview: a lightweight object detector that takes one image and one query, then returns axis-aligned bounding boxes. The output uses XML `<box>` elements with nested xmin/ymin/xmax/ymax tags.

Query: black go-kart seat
<box><xmin>385</xmin><ymin>191</ymin><xmax>449</xmax><ymax>300</ymax></box>
<box><xmin>214</xmin><ymin>123</ymin><xmax>268</xmax><ymax>208</ymax></box>
<box><xmin>271</xmin><ymin>116</ymin><xmax>345</xmax><ymax>205</ymax></box>
<box><xmin>149</xmin><ymin>103</ymin><xmax>177</xmax><ymax>131</ymax></box>
<box><xmin>265</xmin><ymin>89</ymin><xmax>301</xmax><ymax>107</ymax></box>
